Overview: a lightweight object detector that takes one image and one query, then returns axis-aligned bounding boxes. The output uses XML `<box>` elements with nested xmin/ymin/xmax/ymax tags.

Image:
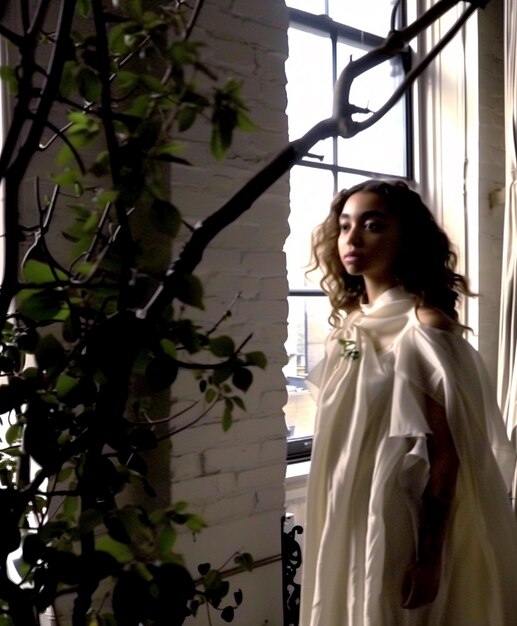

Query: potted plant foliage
<box><xmin>0</xmin><ymin>1</ymin><xmax>260</xmax><ymax>624</ymax></box>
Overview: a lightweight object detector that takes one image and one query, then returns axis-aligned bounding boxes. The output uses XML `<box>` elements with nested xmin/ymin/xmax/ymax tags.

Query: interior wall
<box><xmin>2</xmin><ymin>1</ymin><xmax>291</xmax><ymax>625</ymax></box>
<box><xmin>477</xmin><ymin>0</ymin><xmax>505</xmax><ymax>380</ymax></box>
<box><xmin>170</xmin><ymin>1</ymin><xmax>290</xmax><ymax>624</ymax></box>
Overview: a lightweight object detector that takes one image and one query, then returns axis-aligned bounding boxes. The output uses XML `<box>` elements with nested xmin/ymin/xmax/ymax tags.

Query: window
<box><xmin>284</xmin><ymin>1</ymin><xmax>413</xmax><ymax>462</ymax></box>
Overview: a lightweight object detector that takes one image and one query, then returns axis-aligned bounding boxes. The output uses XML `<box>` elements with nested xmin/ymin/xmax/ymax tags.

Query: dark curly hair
<box><xmin>310</xmin><ymin>179</ymin><xmax>472</xmax><ymax>325</ymax></box>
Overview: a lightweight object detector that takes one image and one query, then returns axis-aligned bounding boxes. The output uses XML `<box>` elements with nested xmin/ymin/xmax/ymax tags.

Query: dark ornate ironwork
<box><xmin>282</xmin><ymin>514</ymin><xmax>304</xmax><ymax>626</ymax></box>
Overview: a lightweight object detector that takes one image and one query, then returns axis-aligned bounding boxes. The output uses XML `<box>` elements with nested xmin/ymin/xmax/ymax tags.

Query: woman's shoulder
<box><xmin>415</xmin><ymin>305</ymin><xmax>462</xmax><ymax>334</ymax></box>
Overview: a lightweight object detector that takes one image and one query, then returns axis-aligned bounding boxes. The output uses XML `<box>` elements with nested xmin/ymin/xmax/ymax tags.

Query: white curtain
<box><xmin>498</xmin><ymin>0</ymin><xmax>517</xmax><ymax>495</ymax></box>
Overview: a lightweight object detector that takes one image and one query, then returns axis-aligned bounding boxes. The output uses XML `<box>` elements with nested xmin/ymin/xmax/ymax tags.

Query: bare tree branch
<box><xmin>0</xmin><ymin>0</ymin><xmax>77</xmax><ymax>322</ymax></box>
<box><xmin>184</xmin><ymin>0</ymin><xmax>205</xmax><ymax>40</ymax></box>
<box><xmin>140</xmin><ymin>0</ymin><xmax>489</xmax><ymax>321</ymax></box>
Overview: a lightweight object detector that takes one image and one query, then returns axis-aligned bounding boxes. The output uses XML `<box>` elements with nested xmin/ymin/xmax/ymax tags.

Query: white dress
<box><xmin>300</xmin><ymin>287</ymin><xmax>517</xmax><ymax>626</ymax></box>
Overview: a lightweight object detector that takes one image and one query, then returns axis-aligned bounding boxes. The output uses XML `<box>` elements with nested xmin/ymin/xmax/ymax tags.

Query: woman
<box><xmin>300</xmin><ymin>180</ymin><xmax>517</xmax><ymax>626</ymax></box>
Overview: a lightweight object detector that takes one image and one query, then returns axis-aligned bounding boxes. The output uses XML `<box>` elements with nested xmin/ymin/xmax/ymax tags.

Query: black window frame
<box><xmin>285</xmin><ymin>4</ymin><xmax>414</xmax><ymax>464</ymax></box>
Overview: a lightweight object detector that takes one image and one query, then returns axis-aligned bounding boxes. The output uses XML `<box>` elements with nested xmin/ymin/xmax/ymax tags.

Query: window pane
<box><xmin>284</xmin><ymin>166</ymin><xmax>334</xmax><ymax>443</ymax></box>
<box><xmin>286</xmin><ymin>0</ymin><xmax>326</xmax><ymax>14</ymax></box>
<box><xmin>284</xmin><ymin>1</ymin><xmax>411</xmax><ymax>455</ymax></box>
<box><xmin>328</xmin><ymin>0</ymin><xmax>397</xmax><ymax>37</ymax></box>
<box><xmin>336</xmin><ymin>48</ymin><xmax>407</xmax><ymax>176</ymax></box>
<box><xmin>284</xmin><ymin>295</ymin><xmax>330</xmax><ymax>440</ymax></box>
<box><xmin>337</xmin><ymin>172</ymin><xmax>369</xmax><ymax>192</ymax></box>
<box><xmin>285</xmin><ymin>166</ymin><xmax>334</xmax><ymax>288</ymax></box>
<box><xmin>286</xmin><ymin>26</ymin><xmax>333</xmax><ymax>162</ymax></box>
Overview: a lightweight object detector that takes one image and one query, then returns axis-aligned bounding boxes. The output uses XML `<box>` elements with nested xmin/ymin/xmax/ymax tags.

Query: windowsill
<box><xmin>285</xmin><ymin>460</ymin><xmax>310</xmax><ymax>481</ymax></box>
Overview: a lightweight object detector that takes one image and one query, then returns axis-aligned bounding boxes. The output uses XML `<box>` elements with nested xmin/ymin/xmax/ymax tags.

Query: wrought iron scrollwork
<box><xmin>282</xmin><ymin>514</ymin><xmax>304</xmax><ymax>626</ymax></box>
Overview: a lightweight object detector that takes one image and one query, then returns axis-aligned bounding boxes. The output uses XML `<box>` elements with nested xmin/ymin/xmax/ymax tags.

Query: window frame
<box><xmin>285</xmin><ymin>4</ymin><xmax>414</xmax><ymax>463</ymax></box>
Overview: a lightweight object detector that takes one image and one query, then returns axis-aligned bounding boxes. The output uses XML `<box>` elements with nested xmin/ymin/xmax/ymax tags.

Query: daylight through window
<box><xmin>284</xmin><ymin>0</ymin><xmax>413</xmax><ymax>461</ymax></box>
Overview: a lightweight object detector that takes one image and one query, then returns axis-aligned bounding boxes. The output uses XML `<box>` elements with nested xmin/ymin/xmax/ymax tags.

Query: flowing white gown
<box><xmin>300</xmin><ymin>287</ymin><xmax>517</xmax><ymax>626</ymax></box>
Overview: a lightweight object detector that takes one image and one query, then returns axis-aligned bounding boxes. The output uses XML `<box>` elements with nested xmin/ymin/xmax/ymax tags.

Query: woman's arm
<box><xmin>402</xmin><ymin>393</ymin><xmax>459</xmax><ymax>609</ymax></box>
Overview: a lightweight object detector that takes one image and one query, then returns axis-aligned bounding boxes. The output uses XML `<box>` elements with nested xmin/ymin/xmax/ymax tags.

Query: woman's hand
<box><xmin>401</xmin><ymin>558</ymin><xmax>441</xmax><ymax>609</ymax></box>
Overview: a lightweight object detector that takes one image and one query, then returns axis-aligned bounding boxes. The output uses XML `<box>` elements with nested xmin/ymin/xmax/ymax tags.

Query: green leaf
<box><xmin>237</xmin><ymin>110</ymin><xmax>256</xmax><ymax>131</ymax></box>
<box><xmin>221</xmin><ymin>606</ymin><xmax>235</xmax><ymax>623</ymax></box>
<box><xmin>150</xmin><ymin>200</ymin><xmax>181</xmax><ymax>238</ymax></box>
<box><xmin>210</xmin><ymin>125</ymin><xmax>227</xmax><ymax>161</ymax></box>
<box><xmin>50</xmin><ymin>168</ymin><xmax>82</xmax><ymax>187</ymax></box>
<box><xmin>96</xmin><ymin>536</ymin><xmax>134</xmax><ymax>564</ymax></box>
<box><xmin>177</xmin><ymin>106</ymin><xmax>198</xmax><ymax>132</ymax></box>
<box><xmin>198</xmin><ymin>562</ymin><xmax>210</xmax><ymax>576</ymax></box>
<box><xmin>155</xmin><ymin>142</ymin><xmax>185</xmax><ymax>157</ymax></box>
<box><xmin>18</xmin><ymin>289</ymin><xmax>65</xmax><ymax>322</ymax></box>
<box><xmin>174</xmin><ymin>320</ymin><xmax>201</xmax><ymax>353</ymax></box>
<box><xmin>172</xmin><ymin>501</ymin><xmax>189</xmax><ymax>512</ymax></box>
<box><xmin>245</xmin><ymin>351</ymin><xmax>267</xmax><ymax>369</ymax></box>
<box><xmin>209</xmin><ymin>336</ymin><xmax>235</xmax><ymax>358</ymax></box>
<box><xmin>212</xmin><ymin>366</ymin><xmax>233</xmax><ymax>385</ymax></box>
<box><xmin>35</xmin><ymin>334</ymin><xmax>65</xmax><ymax>370</ymax></box>
<box><xmin>156</xmin><ymin>524</ymin><xmax>177</xmax><ymax>559</ymax></box>
<box><xmin>95</xmin><ymin>189</ymin><xmax>119</xmax><ymax>207</ymax></box>
<box><xmin>140</xmin><ymin>73</ymin><xmax>165</xmax><ymax>94</ymax></box>
<box><xmin>61</xmin><ymin>494</ymin><xmax>79</xmax><ymax>522</ymax></box>
<box><xmin>5</xmin><ymin>423</ymin><xmax>22</xmax><ymax>445</ymax></box>
<box><xmin>22</xmin><ymin>259</ymin><xmax>68</xmax><ymax>284</ymax></box>
<box><xmin>205</xmin><ymin>388</ymin><xmax>217</xmax><ymax>403</ymax></box>
<box><xmin>222</xmin><ymin>405</ymin><xmax>233</xmax><ymax>432</ymax></box>
<box><xmin>115</xmin><ymin>70</ymin><xmax>139</xmax><ymax>92</ymax></box>
<box><xmin>231</xmin><ymin>396</ymin><xmax>246</xmax><ymax>411</ymax></box>
<box><xmin>57</xmin><ymin>117</ymin><xmax>99</xmax><ymax>165</ymax></box>
<box><xmin>159</xmin><ymin>338</ymin><xmax>177</xmax><ymax>359</ymax></box>
<box><xmin>169</xmin><ymin>41</ymin><xmax>202</xmax><ymax>66</ymax></box>
<box><xmin>60</xmin><ymin>61</ymin><xmax>79</xmax><ymax>98</ymax></box>
<box><xmin>203</xmin><ymin>568</ymin><xmax>221</xmax><ymax>590</ymax></box>
<box><xmin>77</xmin><ymin>0</ymin><xmax>92</xmax><ymax>17</ymax></box>
<box><xmin>109</xmin><ymin>23</ymin><xmax>136</xmax><ymax>55</ymax></box>
<box><xmin>0</xmin><ymin>66</ymin><xmax>18</xmax><ymax>95</ymax></box>
<box><xmin>57</xmin><ymin>466</ymin><xmax>74</xmax><ymax>482</ymax></box>
<box><xmin>68</xmin><ymin>111</ymin><xmax>91</xmax><ymax>126</ymax></box>
<box><xmin>152</xmin><ymin>153</ymin><xmax>191</xmax><ymax>165</ymax></box>
<box><xmin>127</xmin><ymin>0</ymin><xmax>143</xmax><ymax>19</ymax></box>
<box><xmin>185</xmin><ymin>513</ymin><xmax>206</xmax><ymax>534</ymax></box>
<box><xmin>234</xmin><ymin>552</ymin><xmax>254</xmax><ymax>571</ymax></box>
<box><xmin>175</xmin><ymin>274</ymin><xmax>204</xmax><ymax>309</ymax></box>
<box><xmin>55</xmin><ymin>374</ymin><xmax>79</xmax><ymax>399</ymax></box>
<box><xmin>232</xmin><ymin>368</ymin><xmax>253</xmax><ymax>392</ymax></box>
<box><xmin>78</xmin><ymin>67</ymin><xmax>102</xmax><ymax>102</ymax></box>
<box><xmin>124</xmin><ymin>93</ymin><xmax>152</xmax><ymax>118</ymax></box>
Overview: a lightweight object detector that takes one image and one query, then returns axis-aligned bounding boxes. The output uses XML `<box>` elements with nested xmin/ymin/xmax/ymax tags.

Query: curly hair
<box><xmin>309</xmin><ymin>179</ymin><xmax>472</xmax><ymax>325</ymax></box>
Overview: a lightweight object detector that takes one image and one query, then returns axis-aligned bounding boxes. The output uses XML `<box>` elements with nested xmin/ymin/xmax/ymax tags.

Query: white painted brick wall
<box><xmin>170</xmin><ymin>1</ymin><xmax>290</xmax><ymax>625</ymax></box>
<box><xmin>477</xmin><ymin>1</ymin><xmax>505</xmax><ymax>382</ymax></box>
<box><xmin>1</xmin><ymin>1</ymin><xmax>289</xmax><ymax>623</ymax></box>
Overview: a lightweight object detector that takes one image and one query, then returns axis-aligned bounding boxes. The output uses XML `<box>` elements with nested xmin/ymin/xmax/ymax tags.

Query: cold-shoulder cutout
<box><xmin>416</xmin><ymin>306</ymin><xmax>457</xmax><ymax>332</ymax></box>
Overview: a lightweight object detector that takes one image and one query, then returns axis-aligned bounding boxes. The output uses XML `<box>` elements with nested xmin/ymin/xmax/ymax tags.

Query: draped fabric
<box><xmin>497</xmin><ymin>0</ymin><xmax>517</xmax><ymax>485</ymax></box>
<box><xmin>301</xmin><ymin>288</ymin><xmax>517</xmax><ymax>626</ymax></box>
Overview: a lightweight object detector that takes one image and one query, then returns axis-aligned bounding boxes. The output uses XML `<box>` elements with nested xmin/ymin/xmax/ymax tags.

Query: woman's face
<box><xmin>337</xmin><ymin>191</ymin><xmax>402</xmax><ymax>286</ymax></box>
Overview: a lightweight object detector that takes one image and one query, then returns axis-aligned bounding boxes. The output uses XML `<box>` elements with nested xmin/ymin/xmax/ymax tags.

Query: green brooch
<box><xmin>338</xmin><ymin>338</ymin><xmax>360</xmax><ymax>360</ymax></box>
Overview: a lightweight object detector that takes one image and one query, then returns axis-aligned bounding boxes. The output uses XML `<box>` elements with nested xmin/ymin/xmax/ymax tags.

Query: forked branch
<box><xmin>141</xmin><ymin>0</ymin><xmax>489</xmax><ymax>320</ymax></box>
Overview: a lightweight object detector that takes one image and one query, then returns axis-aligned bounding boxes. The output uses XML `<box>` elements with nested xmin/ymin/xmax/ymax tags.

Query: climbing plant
<box><xmin>0</xmin><ymin>1</ymin><xmax>260</xmax><ymax>624</ymax></box>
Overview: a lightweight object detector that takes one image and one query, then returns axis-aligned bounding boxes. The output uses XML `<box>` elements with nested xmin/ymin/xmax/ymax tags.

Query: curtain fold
<box><xmin>497</xmin><ymin>0</ymin><xmax>517</xmax><ymax>499</ymax></box>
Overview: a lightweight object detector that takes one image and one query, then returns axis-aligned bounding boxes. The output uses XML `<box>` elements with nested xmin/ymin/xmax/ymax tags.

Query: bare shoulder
<box><xmin>416</xmin><ymin>306</ymin><xmax>458</xmax><ymax>332</ymax></box>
